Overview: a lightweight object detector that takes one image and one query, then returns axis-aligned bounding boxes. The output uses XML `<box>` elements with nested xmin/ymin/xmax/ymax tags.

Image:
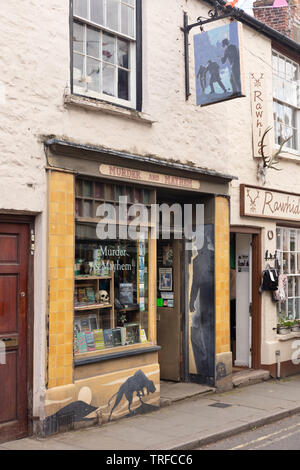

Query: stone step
<box><xmin>232</xmin><ymin>369</ymin><xmax>271</xmax><ymax>388</ymax></box>
<box><xmin>160</xmin><ymin>381</ymin><xmax>215</xmax><ymax>407</ymax></box>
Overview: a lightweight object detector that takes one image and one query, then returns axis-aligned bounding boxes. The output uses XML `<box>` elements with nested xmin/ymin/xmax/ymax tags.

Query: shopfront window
<box><xmin>276</xmin><ymin>226</ymin><xmax>300</xmax><ymax>319</ymax></box>
<box><xmin>74</xmin><ymin>178</ymin><xmax>153</xmax><ymax>356</ymax></box>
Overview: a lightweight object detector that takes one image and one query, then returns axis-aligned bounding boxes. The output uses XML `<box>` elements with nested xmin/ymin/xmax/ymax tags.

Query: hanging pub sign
<box><xmin>193</xmin><ymin>22</ymin><xmax>244</xmax><ymax>106</ymax></box>
<box><xmin>250</xmin><ymin>73</ymin><xmax>270</xmax><ymax>158</ymax></box>
<box><xmin>241</xmin><ymin>184</ymin><xmax>300</xmax><ymax>222</ymax></box>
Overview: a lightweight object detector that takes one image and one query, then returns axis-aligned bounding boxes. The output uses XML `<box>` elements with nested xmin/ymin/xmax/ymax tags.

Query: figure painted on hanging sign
<box><xmin>221</xmin><ymin>38</ymin><xmax>241</xmax><ymax>94</ymax></box>
<box><xmin>197</xmin><ymin>64</ymin><xmax>207</xmax><ymax>93</ymax></box>
<box><xmin>189</xmin><ymin>225</ymin><xmax>215</xmax><ymax>382</ymax></box>
<box><xmin>206</xmin><ymin>60</ymin><xmax>227</xmax><ymax>94</ymax></box>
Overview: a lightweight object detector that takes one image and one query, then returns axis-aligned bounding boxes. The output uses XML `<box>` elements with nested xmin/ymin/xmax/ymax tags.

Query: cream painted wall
<box><xmin>0</xmin><ymin>0</ymin><xmax>299</xmax><ymax>405</ymax></box>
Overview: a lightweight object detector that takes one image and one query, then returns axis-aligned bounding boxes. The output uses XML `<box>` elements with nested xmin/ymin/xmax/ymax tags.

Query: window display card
<box><xmin>139</xmin><ymin>257</ymin><xmax>145</xmax><ymax>270</ymax></box>
<box><xmin>140</xmin><ymin>329</ymin><xmax>147</xmax><ymax>343</ymax></box>
<box><xmin>139</xmin><ymin>297</ymin><xmax>145</xmax><ymax>312</ymax></box>
<box><xmin>139</xmin><ymin>242</ymin><xmax>145</xmax><ymax>257</ymax></box>
<box><xmin>161</xmin><ymin>292</ymin><xmax>174</xmax><ymax>300</ymax></box>
<box><xmin>139</xmin><ymin>270</ymin><xmax>145</xmax><ymax>283</ymax></box>
<box><xmin>74</xmin><ymin>317</ymin><xmax>81</xmax><ymax>333</ymax></box>
<box><xmin>139</xmin><ymin>283</ymin><xmax>145</xmax><ymax>297</ymax></box>
<box><xmin>80</xmin><ymin>317</ymin><xmax>90</xmax><ymax>332</ymax></box>
<box><xmin>88</xmin><ymin>313</ymin><xmax>98</xmax><ymax>331</ymax></box>
<box><xmin>163</xmin><ymin>245</ymin><xmax>173</xmax><ymax>267</ymax></box>
<box><xmin>159</xmin><ymin>268</ymin><xmax>173</xmax><ymax>291</ymax></box>
<box><xmin>157</xmin><ymin>298</ymin><xmax>164</xmax><ymax>307</ymax></box>
<box><xmin>119</xmin><ymin>283</ymin><xmax>134</xmax><ymax>305</ymax></box>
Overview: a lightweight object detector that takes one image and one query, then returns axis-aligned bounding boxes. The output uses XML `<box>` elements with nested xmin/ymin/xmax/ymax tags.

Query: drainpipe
<box><xmin>276</xmin><ymin>350</ymin><xmax>281</xmax><ymax>380</ymax></box>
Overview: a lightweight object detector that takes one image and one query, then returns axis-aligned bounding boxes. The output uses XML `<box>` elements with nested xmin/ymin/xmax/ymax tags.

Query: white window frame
<box><xmin>276</xmin><ymin>226</ymin><xmax>300</xmax><ymax>320</ymax></box>
<box><xmin>72</xmin><ymin>0</ymin><xmax>137</xmax><ymax>109</ymax></box>
<box><xmin>272</xmin><ymin>50</ymin><xmax>300</xmax><ymax>155</ymax></box>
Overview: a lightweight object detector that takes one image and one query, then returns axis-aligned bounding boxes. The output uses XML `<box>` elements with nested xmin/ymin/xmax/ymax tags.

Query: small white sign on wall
<box><xmin>250</xmin><ymin>73</ymin><xmax>271</xmax><ymax>158</ymax></box>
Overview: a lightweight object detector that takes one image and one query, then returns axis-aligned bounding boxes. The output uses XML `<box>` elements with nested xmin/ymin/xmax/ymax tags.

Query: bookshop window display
<box><xmin>74</xmin><ymin>178</ymin><xmax>152</xmax><ymax>357</ymax></box>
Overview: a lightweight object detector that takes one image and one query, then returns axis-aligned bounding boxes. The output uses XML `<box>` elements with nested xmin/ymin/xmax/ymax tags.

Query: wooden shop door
<box><xmin>0</xmin><ymin>223</ymin><xmax>29</xmax><ymax>443</ymax></box>
<box><xmin>157</xmin><ymin>239</ymin><xmax>182</xmax><ymax>382</ymax></box>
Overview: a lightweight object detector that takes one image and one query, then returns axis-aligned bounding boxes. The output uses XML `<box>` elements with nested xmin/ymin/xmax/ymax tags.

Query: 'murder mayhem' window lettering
<box><xmin>72</xmin><ymin>0</ymin><xmax>138</xmax><ymax>108</ymax></box>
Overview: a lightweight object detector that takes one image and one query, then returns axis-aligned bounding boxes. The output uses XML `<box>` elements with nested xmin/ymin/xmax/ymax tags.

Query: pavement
<box><xmin>2</xmin><ymin>375</ymin><xmax>300</xmax><ymax>450</ymax></box>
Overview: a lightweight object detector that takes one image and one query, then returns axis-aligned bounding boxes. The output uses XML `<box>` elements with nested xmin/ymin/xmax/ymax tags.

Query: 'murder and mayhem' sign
<box><xmin>99</xmin><ymin>164</ymin><xmax>201</xmax><ymax>190</ymax></box>
<box><xmin>241</xmin><ymin>185</ymin><xmax>300</xmax><ymax>222</ymax></box>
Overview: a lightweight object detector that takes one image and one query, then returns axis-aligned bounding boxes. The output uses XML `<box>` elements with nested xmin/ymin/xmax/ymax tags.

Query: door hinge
<box><xmin>30</xmin><ymin>229</ymin><xmax>35</xmax><ymax>255</ymax></box>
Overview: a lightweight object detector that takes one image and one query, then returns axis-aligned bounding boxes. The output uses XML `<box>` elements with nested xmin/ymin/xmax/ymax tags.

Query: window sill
<box><xmin>275</xmin><ymin>145</ymin><xmax>300</xmax><ymax>163</ymax></box>
<box><xmin>64</xmin><ymin>93</ymin><xmax>155</xmax><ymax>125</ymax></box>
<box><xmin>276</xmin><ymin>332</ymin><xmax>300</xmax><ymax>341</ymax></box>
<box><xmin>74</xmin><ymin>343</ymin><xmax>161</xmax><ymax>366</ymax></box>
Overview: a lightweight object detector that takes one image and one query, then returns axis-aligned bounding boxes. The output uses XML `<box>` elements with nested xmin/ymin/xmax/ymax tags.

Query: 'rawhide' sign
<box><xmin>250</xmin><ymin>73</ymin><xmax>270</xmax><ymax>158</ymax></box>
<box><xmin>99</xmin><ymin>164</ymin><xmax>201</xmax><ymax>190</ymax></box>
<box><xmin>241</xmin><ymin>185</ymin><xmax>300</xmax><ymax>222</ymax></box>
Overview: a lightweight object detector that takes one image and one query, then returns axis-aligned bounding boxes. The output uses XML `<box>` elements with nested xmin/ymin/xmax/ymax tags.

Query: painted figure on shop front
<box><xmin>189</xmin><ymin>225</ymin><xmax>215</xmax><ymax>383</ymax></box>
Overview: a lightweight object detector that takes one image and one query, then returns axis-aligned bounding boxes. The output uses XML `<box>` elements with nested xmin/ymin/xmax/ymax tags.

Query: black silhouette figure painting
<box><xmin>221</xmin><ymin>38</ymin><xmax>241</xmax><ymax>94</ymax></box>
<box><xmin>206</xmin><ymin>60</ymin><xmax>227</xmax><ymax>94</ymax></box>
<box><xmin>189</xmin><ymin>225</ymin><xmax>215</xmax><ymax>384</ymax></box>
<box><xmin>108</xmin><ymin>370</ymin><xmax>157</xmax><ymax>421</ymax></box>
<box><xmin>194</xmin><ymin>22</ymin><xmax>242</xmax><ymax>106</ymax></box>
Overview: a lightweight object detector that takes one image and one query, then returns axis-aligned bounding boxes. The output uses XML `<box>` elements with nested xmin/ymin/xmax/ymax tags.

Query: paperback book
<box><xmin>112</xmin><ymin>328</ymin><xmax>122</xmax><ymax>347</ymax></box>
<box><xmin>103</xmin><ymin>329</ymin><xmax>113</xmax><ymax>348</ymax></box>
<box><xmin>76</xmin><ymin>332</ymin><xmax>87</xmax><ymax>353</ymax></box>
<box><xmin>85</xmin><ymin>331</ymin><xmax>96</xmax><ymax>352</ymax></box>
<box><xmin>86</xmin><ymin>287</ymin><xmax>96</xmax><ymax>304</ymax></box>
<box><xmin>93</xmin><ymin>329</ymin><xmax>105</xmax><ymax>350</ymax></box>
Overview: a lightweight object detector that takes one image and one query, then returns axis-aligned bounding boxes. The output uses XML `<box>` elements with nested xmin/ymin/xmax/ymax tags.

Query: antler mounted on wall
<box><xmin>257</xmin><ymin>126</ymin><xmax>292</xmax><ymax>186</ymax></box>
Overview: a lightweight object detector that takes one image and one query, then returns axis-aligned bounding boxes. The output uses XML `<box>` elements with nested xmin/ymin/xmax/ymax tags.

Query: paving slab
<box><xmin>232</xmin><ymin>369</ymin><xmax>270</xmax><ymax>387</ymax></box>
<box><xmin>160</xmin><ymin>381</ymin><xmax>214</xmax><ymax>407</ymax></box>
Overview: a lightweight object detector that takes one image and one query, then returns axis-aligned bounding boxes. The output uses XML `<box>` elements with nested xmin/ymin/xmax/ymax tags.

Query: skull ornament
<box><xmin>98</xmin><ymin>290</ymin><xmax>109</xmax><ymax>304</ymax></box>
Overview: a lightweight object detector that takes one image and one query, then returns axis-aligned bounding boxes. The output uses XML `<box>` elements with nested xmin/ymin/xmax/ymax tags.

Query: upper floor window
<box><xmin>272</xmin><ymin>51</ymin><xmax>300</xmax><ymax>153</ymax></box>
<box><xmin>72</xmin><ymin>0</ymin><xmax>139</xmax><ymax>109</ymax></box>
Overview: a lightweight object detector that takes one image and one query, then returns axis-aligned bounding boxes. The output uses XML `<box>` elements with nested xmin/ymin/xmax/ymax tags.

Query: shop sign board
<box><xmin>241</xmin><ymin>185</ymin><xmax>300</xmax><ymax>222</ymax></box>
<box><xmin>250</xmin><ymin>73</ymin><xmax>270</xmax><ymax>158</ymax></box>
<box><xmin>99</xmin><ymin>164</ymin><xmax>201</xmax><ymax>190</ymax></box>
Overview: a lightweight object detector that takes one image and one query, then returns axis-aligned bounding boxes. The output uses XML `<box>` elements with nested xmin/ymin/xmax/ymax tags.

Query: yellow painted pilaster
<box><xmin>215</xmin><ymin>196</ymin><xmax>230</xmax><ymax>355</ymax></box>
<box><xmin>47</xmin><ymin>171</ymin><xmax>75</xmax><ymax>388</ymax></box>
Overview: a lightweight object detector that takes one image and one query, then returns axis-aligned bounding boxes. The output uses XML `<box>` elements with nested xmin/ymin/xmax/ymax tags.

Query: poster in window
<box><xmin>159</xmin><ymin>268</ymin><xmax>173</xmax><ymax>291</ymax></box>
<box><xmin>194</xmin><ymin>22</ymin><xmax>244</xmax><ymax>106</ymax></box>
<box><xmin>163</xmin><ymin>245</ymin><xmax>173</xmax><ymax>267</ymax></box>
<box><xmin>119</xmin><ymin>283</ymin><xmax>134</xmax><ymax>305</ymax></box>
